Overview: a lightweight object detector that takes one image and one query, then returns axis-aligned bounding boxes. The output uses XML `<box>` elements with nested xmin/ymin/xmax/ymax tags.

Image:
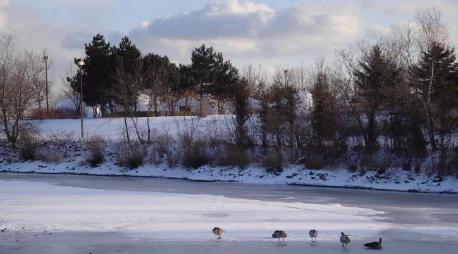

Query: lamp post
<box><xmin>43</xmin><ymin>51</ymin><xmax>49</xmax><ymax>114</ymax></box>
<box><xmin>77</xmin><ymin>58</ymin><xmax>85</xmax><ymax>139</ymax></box>
<box><xmin>284</xmin><ymin>69</ymin><xmax>289</xmax><ymax>86</ymax></box>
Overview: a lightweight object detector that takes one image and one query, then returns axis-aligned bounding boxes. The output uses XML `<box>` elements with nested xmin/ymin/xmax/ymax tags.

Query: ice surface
<box><xmin>1</xmin><ymin>174</ymin><xmax>457</xmax><ymax>254</ymax></box>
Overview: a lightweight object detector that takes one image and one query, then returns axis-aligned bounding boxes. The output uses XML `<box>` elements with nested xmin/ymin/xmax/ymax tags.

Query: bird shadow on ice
<box><xmin>340</xmin><ymin>246</ymin><xmax>352</xmax><ymax>253</ymax></box>
<box><xmin>275</xmin><ymin>242</ymin><xmax>287</xmax><ymax>248</ymax></box>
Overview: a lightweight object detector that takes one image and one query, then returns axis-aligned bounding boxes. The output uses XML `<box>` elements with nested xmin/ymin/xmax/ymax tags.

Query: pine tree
<box><xmin>70</xmin><ymin>34</ymin><xmax>113</xmax><ymax>115</ymax></box>
<box><xmin>310</xmin><ymin>71</ymin><xmax>337</xmax><ymax>147</ymax></box>
<box><xmin>233</xmin><ymin>78</ymin><xmax>250</xmax><ymax>146</ymax></box>
<box><xmin>354</xmin><ymin>45</ymin><xmax>401</xmax><ymax>154</ymax></box>
<box><xmin>112</xmin><ymin>36</ymin><xmax>142</xmax><ymax>110</ymax></box>
<box><xmin>411</xmin><ymin>42</ymin><xmax>458</xmax><ymax>152</ymax></box>
<box><xmin>190</xmin><ymin>44</ymin><xmax>238</xmax><ymax>115</ymax></box>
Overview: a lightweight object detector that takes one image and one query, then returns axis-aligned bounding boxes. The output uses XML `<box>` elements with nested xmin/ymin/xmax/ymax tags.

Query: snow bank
<box><xmin>1</xmin><ymin>160</ymin><xmax>457</xmax><ymax>193</ymax></box>
<box><xmin>1</xmin><ymin>117</ymin><xmax>457</xmax><ymax>193</ymax></box>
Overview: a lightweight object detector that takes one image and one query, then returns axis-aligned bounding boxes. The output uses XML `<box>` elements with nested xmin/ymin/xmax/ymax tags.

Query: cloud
<box><xmin>0</xmin><ymin>0</ymin><xmax>8</xmax><ymax>28</ymax></box>
<box><xmin>1</xmin><ymin>0</ymin><xmax>458</xmax><ymax>92</ymax></box>
<box><xmin>365</xmin><ymin>24</ymin><xmax>392</xmax><ymax>39</ymax></box>
<box><xmin>130</xmin><ymin>0</ymin><xmax>361</xmax><ymax>64</ymax></box>
<box><xmin>132</xmin><ymin>0</ymin><xmax>274</xmax><ymax>40</ymax></box>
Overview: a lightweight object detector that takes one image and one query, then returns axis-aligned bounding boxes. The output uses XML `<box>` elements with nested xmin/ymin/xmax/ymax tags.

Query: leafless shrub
<box><xmin>262</xmin><ymin>151</ymin><xmax>283</xmax><ymax>174</ymax></box>
<box><xmin>18</xmin><ymin>125</ymin><xmax>39</xmax><ymax>161</ymax></box>
<box><xmin>39</xmin><ymin>152</ymin><xmax>63</xmax><ymax>164</ymax></box>
<box><xmin>145</xmin><ymin>130</ymin><xmax>181</xmax><ymax>166</ymax></box>
<box><xmin>85</xmin><ymin>136</ymin><xmax>106</xmax><ymax>167</ymax></box>
<box><xmin>118</xmin><ymin>142</ymin><xmax>145</xmax><ymax>169</ymax></box>
<box><xmin>181</xmin><ymin>136</ymin><xmax>209</xmax><ymax>169</ymax></box>
<box><xmin>214</xmin><ymin>144</ymin><xmax>250</xmax><ymax>169</ymax></box>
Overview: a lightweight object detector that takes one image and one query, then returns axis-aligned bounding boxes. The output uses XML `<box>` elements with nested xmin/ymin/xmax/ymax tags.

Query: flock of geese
<box><xmin>212</xmin><ymin>227</ymin><xmax>383</xmax><ymax>250</ymax></box>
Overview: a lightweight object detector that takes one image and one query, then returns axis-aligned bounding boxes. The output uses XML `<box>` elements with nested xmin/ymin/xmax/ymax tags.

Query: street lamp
<box><xmin>284</xmin><ymin>69</ymin><xmax>289</xmax><ymax>86</ymax></box>
<box><xmin>43</xmin><ymin>50</ymin><xmax>49</xmax><ymax>115</ymax></box>
<box><xmin>77</xmin><ymin>58</ymin><xmax>85</xmax><ymax>139</ymax></box>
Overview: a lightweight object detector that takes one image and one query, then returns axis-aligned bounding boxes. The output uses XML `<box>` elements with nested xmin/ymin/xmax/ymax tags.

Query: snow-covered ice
<box><xmin>1</xmin><ymin>173</ymin><xmax>457</xmax><ymax>254</ymax></box>
<box><xmin>0</xmin><ymin>179</ymin><xmax>387</xmax><ymax>241</ymax></box>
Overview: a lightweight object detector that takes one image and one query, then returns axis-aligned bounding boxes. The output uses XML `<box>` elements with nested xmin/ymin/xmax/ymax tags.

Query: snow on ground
<box><xmin>31</xmin><ymin>116</ymin><xmax>232</xmax><ymax>141</ymax></box>
<box><xmin>1</xmin><ymin>117</ymin><xmax>457</xmax><ymax>193</ymax></box>
<box><xmin>0</xmin><ymin>179</ymin><xmax>388</xmax><ymax>242</ymax></box>
<box><xmin>2</xmin><ymin>160</ymin><xmax>458</xmax><ymax>193</ymax></box>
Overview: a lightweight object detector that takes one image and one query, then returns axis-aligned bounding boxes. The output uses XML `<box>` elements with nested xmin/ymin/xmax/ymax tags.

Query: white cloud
<box><xmin>130</xmin><ymin>0</ymin><xmax>361</xmax><ymax>64</ymax></box>
<box><xmin>1</xmin><ymin>0</ymin><xmax>458</xmax><ymax>92</ymax></box>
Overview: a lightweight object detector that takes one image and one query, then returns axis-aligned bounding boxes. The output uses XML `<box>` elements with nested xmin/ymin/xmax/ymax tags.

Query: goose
<box><xmin>309</xmin><ymin>229</ymin><xmax>318</xmax><ymax>242</ymax></box>
<box><xmin>212</xmin><ymin>227</ymin><xmax>225</xmax><ymax>239</ymax></box>
<box><xmin>364</xmin><ymin>238</ymin><xmax>382</xmax><ymax>249</ymax></box>
<box><xmin>272</xmin><ymin>230</ymin><xmax>287</xmax><ymax>242</ymax></box>
<box><xmin>340</xmin><ymin>232</ymin><xmax>351</xmax><ymax>247</ymax></box>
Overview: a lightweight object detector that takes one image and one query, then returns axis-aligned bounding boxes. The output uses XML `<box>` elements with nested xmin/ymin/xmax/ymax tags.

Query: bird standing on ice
<box><xmin>340</xmin><ymin>232</ymin><xmax>351</xmax><ymax>247</ymax></box>
<box><xmin>309</xmin><ymin>229</ymin><xmax>318</xmax><ymax>242</ymax></box>
<box><xmin>212</xmin><ymin>227</ymin><xmax>225</xmax><ymax>239</ymax></box>
<box><xmin>364</xmin><ymin>238</ymin><xmax>382</xmax><ymax>249</ymax></box>
<box><xmin>272</xmin><ymin>230</ymin><xmax>287</xmax><ymax>242</ymax></box>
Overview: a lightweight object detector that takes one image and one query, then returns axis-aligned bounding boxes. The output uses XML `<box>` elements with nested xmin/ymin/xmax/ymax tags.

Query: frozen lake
<box><xmin>1</xmin><ymin>173</ymin><xmax>458</xmax><ymax>254</ymax></box>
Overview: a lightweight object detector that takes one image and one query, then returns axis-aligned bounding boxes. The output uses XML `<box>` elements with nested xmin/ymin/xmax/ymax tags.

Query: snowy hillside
<box><xmin>30</xmin><ymin>116</ymin><xmax>231</xmax><ymax>141</ymax></box>
<box><xmin>0</xmin><ymin>117</ymin><xmax>457</xmax><ymax>193</ymax></box>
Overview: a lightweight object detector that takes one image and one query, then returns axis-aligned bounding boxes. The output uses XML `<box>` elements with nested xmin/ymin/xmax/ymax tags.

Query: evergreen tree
<box><xmin>310</xmin><ymin>70</ymin><xmax>337</xmax><ymax>147</ymax></box>
<box><xmin>190</xmin><ymin>44</ymin><xmax>238</xmax><ymax>114</ymax></box>
<box><xmin>112</xmin><ymin>36</ymin><xmax>142</xmax><ymax>109</ymax></box>
<box><xmin>70</xmin><ymin>34</ymin><xmax>113</xmax><ymax>115</ymax></box>
<box><xmin>233</xmin><ymin>78</ymin><xmax>251</xmax><ymax>146</ymax></box>
<box><xmin>411</xmin><ymin>42</ymin><xmax>458</xmax><ymax>152</ymax></box>
<box><xmin>354</xmin><ymin>45</ymin><xmax>401</xmax><ymax>154</ymax></box>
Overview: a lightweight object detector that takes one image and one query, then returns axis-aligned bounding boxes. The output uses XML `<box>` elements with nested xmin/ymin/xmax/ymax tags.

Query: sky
<box><xmin>1</xmin><ymin>0</ymin><xmax>458</xmax><ymax>90</ymax></box>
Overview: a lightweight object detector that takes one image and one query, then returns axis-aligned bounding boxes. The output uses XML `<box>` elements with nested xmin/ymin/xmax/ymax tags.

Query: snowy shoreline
<box><xmin>1</xmin><ymin>117</ymin><xmax>457</xmax><ymax>194</ymax></box>
<box><xmin>1</xmin><ymin>161</ymin><xmax>457</xmax><ymax>194</ymax></box>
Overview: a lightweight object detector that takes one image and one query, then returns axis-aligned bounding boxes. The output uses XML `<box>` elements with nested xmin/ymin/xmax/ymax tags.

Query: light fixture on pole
<box><xmin>284</xmin><ymin>69</ymin><xmax>289</xmax><ymax>85</ymax></box>
<box><xmin>77</xmin><ymin>58</ymin><xmax>85</xmax><ymax>139</ymax></box>
<box><xmin>43</xmin><ymin>50</ymin><xmax>49</xmax><ymax>115</ymax></box>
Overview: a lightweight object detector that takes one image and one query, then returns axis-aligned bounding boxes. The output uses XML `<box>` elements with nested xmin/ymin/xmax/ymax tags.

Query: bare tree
<box><xmin>112</xmin><ymin>60</ymin><xmax>143</xmax><ymax>144</ymax></box>
<box><xmin>0</xmin><ymin>36</ymin><xmax>44</xmax><ymax>148</ymax></box>
<box><xmin>416</xmin><ymin>8</ymin><xmax>448</xmax><ymax>50</ymax></box>
<box><xmin>333</xmin><ymin>46</ymin><xmax>367</xmax><ymax>144</ymax></box>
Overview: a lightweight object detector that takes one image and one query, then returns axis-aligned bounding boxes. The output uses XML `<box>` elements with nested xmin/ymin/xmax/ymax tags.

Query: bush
<box><xmin>182</xmin><ymin>138</ymin><xmax>209</xmax><ymax>169</ymax></box>
<box><xmin>215</xmin><ymin>144</ymin><xmax>250</xmax><ymax>169</ymax></box>
<box><xmin>148</xmin><ymin>132</ymin><xmax>181</xmax><ymax>167</ymax></box>
<box><xmin>262</xmin><ymin>151</ymin><xmax>283</xmax><ymax>174</ymax></box>
<box><xmin>29</xmin><ymin>108</ymin><xmax>78</xmax><ymax>119</ymax></box>
<box><xmin>86</xmin><ymin>136</ymin><xmax>106</xmax><ymax>167</ymax></box>
<box><xmin>118</xmin><ymin>142</ymin><xmax>145</xmax><ymax>169</ymax></box>
<box><xmin>305</xmin><ymin>157</ymin><xmax>326</xmax><ymax>170</ymax></box>
<box><xmin>18</xmin><ymin>129</ymin><xmax>39</xmax><ymax>161</ymax></box>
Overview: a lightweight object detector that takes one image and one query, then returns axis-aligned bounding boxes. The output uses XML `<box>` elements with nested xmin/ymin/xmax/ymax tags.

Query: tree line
<box><xmin>66</xmin><ymin>35</ymin><xmax>238</xmax><ymax>117</ymax></box>
<box><xmin>1</xmin><ymin>8</ymin><xmax>458</xmax><ymax>176</ymax></box>
<box><xmin>230</xmin><ymin>8</ymin><xmax>458</xmax><ymax>175</ymax></box>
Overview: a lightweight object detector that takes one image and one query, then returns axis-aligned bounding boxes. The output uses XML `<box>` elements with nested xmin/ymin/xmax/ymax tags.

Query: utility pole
<box><xmin>43</xmin><ymin>50</ymin><xmax>49</xmax><ymax>115</ymax></box>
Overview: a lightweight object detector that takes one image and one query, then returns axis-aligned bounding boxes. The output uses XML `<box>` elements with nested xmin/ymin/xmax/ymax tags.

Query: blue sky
<box><xmin>1</xmin><ymin>0</ymin><xmax>458</xmax><ymax>88</ymax></box>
